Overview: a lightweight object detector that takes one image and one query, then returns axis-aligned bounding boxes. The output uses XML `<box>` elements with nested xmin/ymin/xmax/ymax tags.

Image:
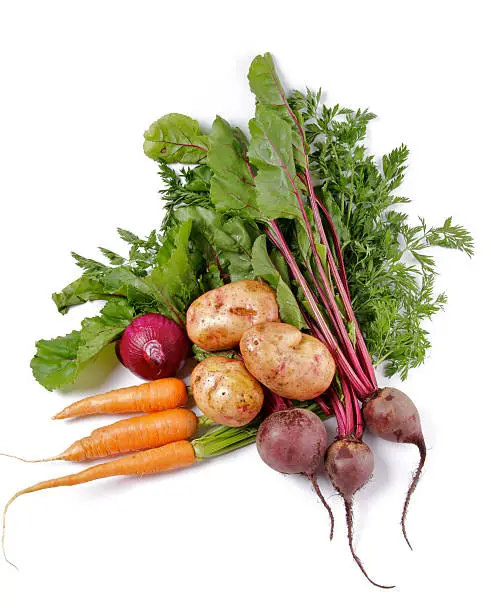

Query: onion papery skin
<box><xmin>117</xmin><ymin>314</ymin><xmax>189</xmax><ymax>380</ymax></box>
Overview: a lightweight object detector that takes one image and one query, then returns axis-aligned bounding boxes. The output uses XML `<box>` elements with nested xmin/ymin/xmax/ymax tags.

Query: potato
<box><xmin>240</xmin><ymin>322</ymin><xmax>336</xmax><ymax>401</ymax></box>
<box><xmin>191</xmin><ymin>356</ymin><xmax>264</xmax><ymax>427</ymax></box>
<box><xmin>186</xmin><ymin>280</ymin><xmax>279</xmax><ymax>351</ymax></box>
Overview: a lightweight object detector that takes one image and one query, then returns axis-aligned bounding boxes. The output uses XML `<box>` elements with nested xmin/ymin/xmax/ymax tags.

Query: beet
<box><xmin>363</xmin><ymin>387</ymin><xmax>426</xmax><ymax>549</ymax></box>
<box><xmin>257</xmin><ymin>409</ymin><xmax>334</xmax><ymax>538</ymax></box>
<box><xmin>326</xmin><ymin>438</ymin><xmax>394</xmax><ymax>589</ymax></box>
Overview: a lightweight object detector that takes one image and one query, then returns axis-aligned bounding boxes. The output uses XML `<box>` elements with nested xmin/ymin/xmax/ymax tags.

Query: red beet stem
<box><xmin>351</xmin><ymin>384</ymin><xmax>364</xmax><ymax>439</ymax></box>
<box><xmin>402</xmin><ymin>437</ymin><xmax>427</xmax><ymax>550</ymax></box>
<box><xmin>340</xmin><ymin>374</ymin><xmax>354</xmax><ymax>435</ymax></box>
<box><xmin>263</xmin><ymin>388</ymin><xmax>290</xmax><ymax>415</ymax></box>
<box><xmin>328</xmin><ymin>392</ymin><xmax>347</xmax><ymax>437</ymax></box>
<box><xmin>310</xmin><ymin>189</ymin><xmax>350</xmax><ymax>294</ymax></box>
<box><xmin>267</xmin><ymin>221</ymin><xmax>371</xmax><ymax>398</ymax></box>
<box><xmin>298</xmin><ymin>177</ymin><xmax>377</xmax><ymax>392</ymax></box>
<box><xmin>316</xmin><ymin>396</ymin><xmax>345</xmax><ymax>436</ymax></box>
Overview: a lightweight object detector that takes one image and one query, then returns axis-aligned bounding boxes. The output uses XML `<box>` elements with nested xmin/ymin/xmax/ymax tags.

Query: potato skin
<box><xmin>190</xmin><ymin>356</ymin><xmax>264</xmax><ymax>427</ymax></box>
<box><xmin>240</xmin><ymin>322</ymin><xmax>336</xmax><ymax>401</ymax></box>
<box><xmin>186</xmin><ymin>280</ymin><xmax>279</xmax><ymax>351</ymax></box>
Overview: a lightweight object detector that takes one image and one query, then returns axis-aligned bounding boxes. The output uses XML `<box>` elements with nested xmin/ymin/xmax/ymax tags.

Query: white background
<box><xmin>1</xmin><ymin>1</ymin><xmax>489</xmax><ymax>610</ymax></box>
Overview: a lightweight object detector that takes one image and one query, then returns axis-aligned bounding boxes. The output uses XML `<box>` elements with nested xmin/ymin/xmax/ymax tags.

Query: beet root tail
<box><xmin>306</xmin><ymin>474</ymin><xmax>334</xmax><ymax>540</ymax></box>
<box><xmin>344</xmin><ymin>497</ymin><xmax>395</xmax><ymax>589</ymax></box>
<box><xmin>401</xmin><ymin>437</ymin><xmax>426</xmax><ymax>550</ymax></box>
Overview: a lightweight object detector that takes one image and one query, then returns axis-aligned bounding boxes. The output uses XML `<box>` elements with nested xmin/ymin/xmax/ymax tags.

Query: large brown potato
<box><xmin>186</xmin><ymin>280</ymin><xmax>279</xmax><ymax>351</ymax></box>
<box><xmin>240</xmin><ymin>322</ymin><xmax>336</xmax><ymax>400</ymax></box>
<box><xmin>191</xmin><ymin>356</ymin><xmax>264</xmax><ymax>427</ymax></box>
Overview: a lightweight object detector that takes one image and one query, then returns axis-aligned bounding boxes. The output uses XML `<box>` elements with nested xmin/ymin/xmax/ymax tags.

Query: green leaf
<box><xmin>151</xmin><ymin>219</ymin><xmax>202</xmax><ymax>314</ymax></box>
<box><xmin>192</xmin><ymin>345</ymin><xmax>237</xmax><ymax>362</ymax></box>
<box><xmin>99</xmin><ymin>247</ymin><xmax>125</xmax><ymax>265</ymax></box>
<box><xmin>248</xmin><ymin>53</ymin><xmax>305</xmax><ymax>167</ymax></box>
<box><xmin>248</xmin><ymin>106</ymin><xmax>301</xmax><ymax>220</ymax></box>
<box><xmin>323</xmin><ymin>192</ymin><xmax>350</xmax><ymax>244</ymax></box>
<box><xmin>101</xmin><ymin>267</ymin><xmax>167</xmax><ymax>315</ymax></box>
<box><xmin>248</xmin><ymin>52</ymin><xmax>286</xmax><ymax>106</ymax></box>
<box><xmin>202</xmin><ymin>264</ymin><xmax>223</xmax><ymax>290</ymax></box>
<box><xmin>143</xmin><ymin>113</ymin><xmax>209</xmax><ymax>163</ymax></box>
<box><xmin>208</xmin><ymin>116</ymin><xmax>258</xmax><ymax>217</ymax></box>
<box><xmin>173</xmin><ymin>205</ymin><xmax>256</xmax><ymax>282</ymax></box>
<box><xmin>251</xmin><ymin>234</ymin><xmax>280</xmax><ymax>286</ymax></box>
<box><xmin>71</xmin><ymin>252</ymin><xmax>107</xmax><ymax>275</ymax></box>
<box><xmin>77</xmin><ymin>299</ymin><xmax>134</xmax><ymax>363</ymax></box>
<box><xmin>31</xmin><ymin>300</ymin><xmax>135</xmax><ymax>391</ymax></box>
<box><xmin>270</xmin><ymin>248</ymin><xmax>290</xmax><ymax>284</ymax></box>
<box><xmin>52</xmin><ymin>276</ymin><xmax>110</xmax><ymax>314</ymax></box>
<box><xmin>31</xmin><ymin>330</ymin><xmax>81</xmax><ymax>391</ymax></box>
<box><xmin>251</xmin><ymin>236</ymin><xmax>305</xmax><ymax>328</ymax></box>
<box><xmin>426</xmin><ymin>217</ymin><xmax>474</xmax><ymax>256</ymax></box>
<box><xmin>220</xmin><ymin>218</ymin><xmax>253</xmax><ymax>253</ymax></box>
<box><xmin>117</xmin><ymin>228</ymin><xmax>142</xmax><ymax>245</ymax></box>
<box><xmin>227</xmin><ymin>252</ymin><xmax>255</xmax><ymax>282</ymax></box>
<box><xmin>276</xmin><ymin>277</ymin><xmax>306</xmax><ymax>329</ymax></box>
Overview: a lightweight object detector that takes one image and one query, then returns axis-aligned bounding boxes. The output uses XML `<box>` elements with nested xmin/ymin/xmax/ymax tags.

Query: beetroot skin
<box><xmin>363</xmin><ymin>387</ymin><xmax>426</xmax><ymax>549</ymax></box>
<box><xmin>325</xmin><ymin>438</ymin><xmax>392</xmax><ymax>589</ymax></box>
<box><xmin>325</xmin><ymin>438</ymin><xmax>374</xmax><ymax>499</ymax></box>
<box><xmin>257</xmin><ymin>409</ymin><xmax>334</xmax><ymax>538</ymax></box>
<box><xmin>363</xmin><ymin>387</ymin><xmax>422</xmax><ymax>444</ymax></box>
<box><xmin>257</xmin><ymin>409</ymin><xmax>327</xmax><ymax>475</ymax></box>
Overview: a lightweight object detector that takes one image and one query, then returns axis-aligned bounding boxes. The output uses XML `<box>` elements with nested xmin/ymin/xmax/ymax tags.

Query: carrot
<box><xmin>2</xmin><ymin>409</ymin><xmax>198</xmax><ymax>463</ymax></box>
<box><xmin>53</xmin><ymin>377</ymin><xmax>187</xmax><ymax>420</ymax></box>
<box><xmin>2</xmin><ymin>440</ymin><xmax>196</xmax><ymax>567</ymax></box>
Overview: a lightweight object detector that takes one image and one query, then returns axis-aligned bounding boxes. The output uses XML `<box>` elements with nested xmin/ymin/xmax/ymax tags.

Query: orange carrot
<box><xmin>2</xmin><ymin>440</ymin><xmax>196</xmax><ymax>566</ymax></box>
<box><xmin>53</xmin><ymin>377</ymin><xmax>187</xmax><ymax>420</ymax></box>
<box><xmin>2</xmin><ymin>409</ymin><xmax>198</xmax><ymax>463</ymax></box>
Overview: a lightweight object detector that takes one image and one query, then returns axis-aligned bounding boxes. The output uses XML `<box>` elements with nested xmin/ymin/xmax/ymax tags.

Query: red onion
<box><xmin>117</xmin><ymin>314</ymin><xmax>189</xmax><ymax>380</ymax></box>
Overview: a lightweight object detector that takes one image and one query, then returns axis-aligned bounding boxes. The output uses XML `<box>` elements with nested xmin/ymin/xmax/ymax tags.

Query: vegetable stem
<box><xmin>267</xmin><ymin>221</ymin><xmax>371</xmax><ymax>399</ymax></box>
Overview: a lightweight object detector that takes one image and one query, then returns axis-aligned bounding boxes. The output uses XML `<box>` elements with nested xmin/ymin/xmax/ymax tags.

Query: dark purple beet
<box><xmin>326</xmin><ymin>438</ymin><xmax>374</xmax><ymax>498</ymax></box>
<box><xmin>117</xmin><ymin>314</ymin><xmax>189</xmax><ymax>381</ymax></box>
<box><xmin>257</xmin><ymin>409</ymin><xmax>334</xmax><ymax>539</ymax></box>
<box><xmin>326</xmin><ymin>438</ymin><xmax>393</xmax><ymax>589</ymax></box>
<box><xmin>363</xmin><ymin>387</ymin><xmax>426</xmax><ymax>549</ymax></box>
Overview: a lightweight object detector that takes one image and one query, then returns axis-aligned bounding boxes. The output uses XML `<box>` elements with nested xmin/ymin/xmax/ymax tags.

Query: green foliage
<box><xmin>31</xmin><ymin>299</ymin><xmax>134</xmax><ymax>390</ymax></box>
<box><xmin>77</xmin><ymin>299</ymin><xmax>134</xmax><ymax>363</ymax></box>
<box><xmin>31</xmin><ymin>331</ymin><xmax>82</xmax><ymax>391</ymax></box>
<box><xmin>208</xmin><ymin>116</ymin><xmax>257</xmax><ymax>217</ymax></box>
<box><xmin>34</xmin><ymin>53</ymin><xmax>473</xmax><ymax>392</ymax></box>
<box><xmin>52</xmin><ymin>276</ymin><xmax>110</xmax><ymax>314</ymax></box>
<box><xmin>150</xmin><ymin>220</ymin><xmax>202</xmax><ymax>315</ymax></box>
<box><xmin>248</xmin><ymin>105</ymin><xmax>301</xmax><ymax>220</ymax></box>
<box><xmin>291</xmin><ymin>88</ymin><xmax>474</xmax><ymax>378</ymax></box>
<box><xmin>251</xmin><ymin>235</ymin><xmax>306</xmax><ymax>328</ymax></box>
<box><xmin>192</xmin><ymin>345</ymin><xmax>238</xmax><ymax>362</ymax></box>
<box><xmin>143</xmin><ymin>113</ymin><xmax>209</xmax><ymax>163</ymax></box>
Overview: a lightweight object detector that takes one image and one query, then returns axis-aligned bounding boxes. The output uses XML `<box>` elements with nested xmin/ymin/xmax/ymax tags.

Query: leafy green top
<box><xmin>31</xmin><ymin>54</ymin><xmax>473</xmax><ymax>390</ymax></box>
<box><xmin>290</xmin><ymin>89</ymin><xmax>473</xmax><ymax>377</ymax></box>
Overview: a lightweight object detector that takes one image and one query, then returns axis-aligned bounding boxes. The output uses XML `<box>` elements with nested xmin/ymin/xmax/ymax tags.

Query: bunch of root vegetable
<box><xmin>5</xmin><ymin>52</ymin><xmax>473</xmax><ymax>587</ymax></box>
